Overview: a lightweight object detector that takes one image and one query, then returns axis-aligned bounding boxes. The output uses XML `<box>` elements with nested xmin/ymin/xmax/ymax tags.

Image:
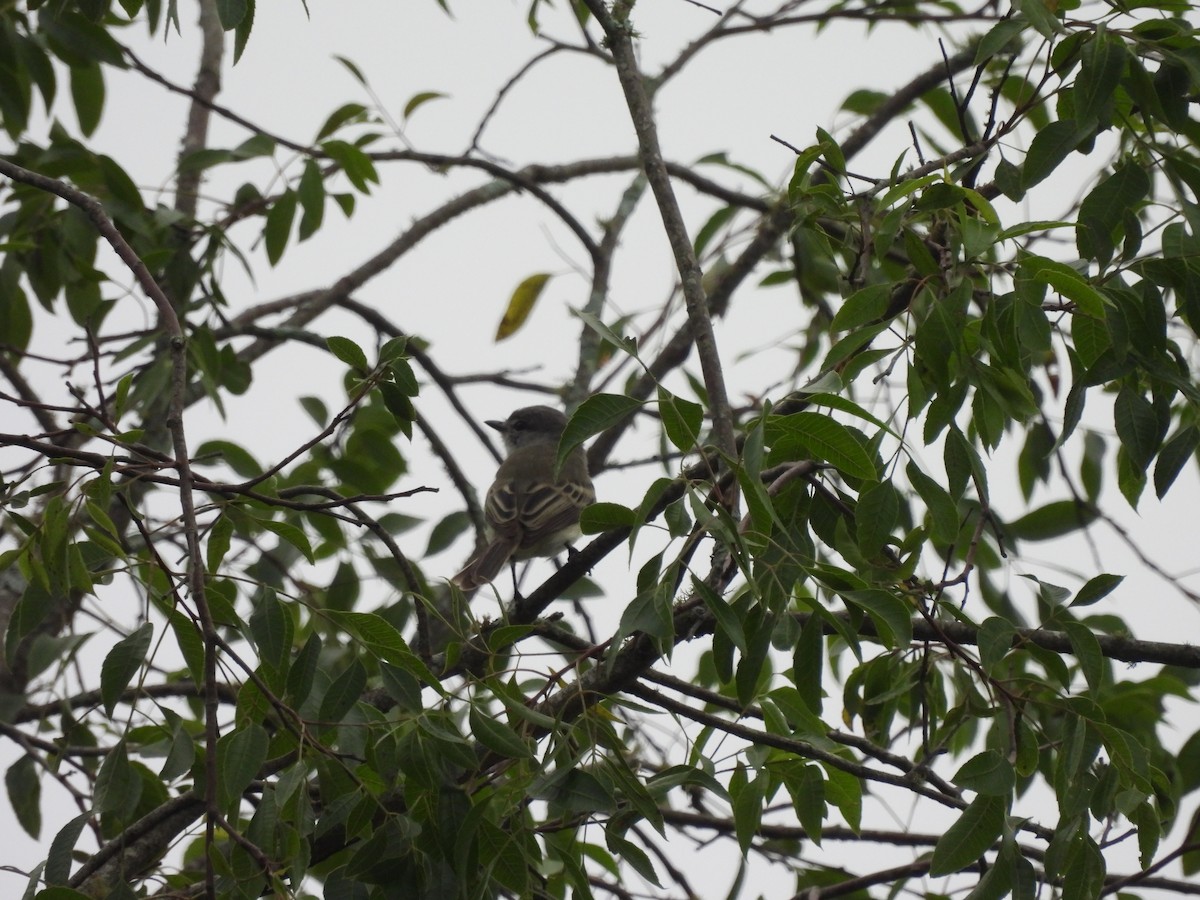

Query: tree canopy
<box><xmin>2</xmin><ymin>1</ymin><xmax>1200</xmax><ymax>898</ymax></box>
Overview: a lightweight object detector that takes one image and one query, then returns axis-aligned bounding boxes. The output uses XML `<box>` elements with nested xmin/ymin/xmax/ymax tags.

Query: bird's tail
<box><xmin>451</xmin><ymin>537</ymin><xmax>518</xmax><ymax>590</ymax></box>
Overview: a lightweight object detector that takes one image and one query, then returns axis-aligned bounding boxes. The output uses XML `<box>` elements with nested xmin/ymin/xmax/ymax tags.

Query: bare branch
<box><xmin>583</xmin><ymin>0</ymin><xmax>740</xmax><ymax>496</ymax></box>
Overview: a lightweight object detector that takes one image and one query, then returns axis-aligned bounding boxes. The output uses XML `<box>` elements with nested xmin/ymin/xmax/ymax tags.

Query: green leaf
<box><xmin>1062</xmin><ymin>831</ymin><xmax>1106</xmax><ymax>898</ymax></box>
<box><xmin>605</xmin><ymin>829</ymin><xmax>660</xmax><ymax>886</ymax></box>
<box><xmin>929</xmin><ymin>794</ymin><xmax>1005</xmax><ymax>876</ymax></box>
<box><xmin>1113</xmin><ymin>386</ymin><xmax>1160</xmax><ymax>469</ymax></box>
<box><xmin>321</xmin><ymin>139</ymin><xmax>379</xmax><ymax>192</ymax></box>
<box><xmin>914</xmin><ymin>291</ymin><xmax>960</xmax><ymax>387</ymax></box>
<box><xmin>738</xmin><ymin>413</ymin><xmax>780</xmax><ymax>536</ymax></box>
<box><xmin>40</xmin><ymin>10</ymin><xmax>125</xmax><ymax>65</ymax></box>
<box><xmin>1026</xmin><ymin>256</ymin><xmax>1106</xmax><ymax>317</ymax></box>
<box><xmin>232</xmin><ymin>0</ymin><xmax>256</xmax><ymax>64</ymax></box>
<box><xmin>831</xmin><ymin>284</ymin><xmax>890</xmax><ymax>332</ymax></box>
<box><xmin>557</xmin><ymin>393</ymin><xmax>642</xmax><ymax>473</ymax></box>
<box><xmin>616</xmin><ymin>581</ymin><xmax>675</xmax><ymax>646</ymax></box>
<box><xmin>1023</xmin><ymin>119</ymin><xmax>1083</xmax><ymax>189</ymax></box>
<box><xmin>164</xmin><ymin>606</ymin><xmax>204</xmax><ymax>684</ymax></box>
<box><xmin>468</xmin><ymin>705</ymin><xmax>533</xmax><ymax>759</ymax></box>
<box><xmin>1006</xmin><ymin>500</ymin><xmax>1096</xmax><ymax>542</ymax></box>
<box><xmin>94</xmin><ymin>740</ymin><xmax>140</xmax><ymax>819</ymax></box>
<box><xmin>841</xmin><ymin>589</ymin><xmax>912</xmax><ymax>648</ymax></box>
<box><xmin>297</xmin><ymin>158</ymin><xmax>325</xmax><ymax>240</ymax></box>
<box><xmin>1133</xmin><ymin>801</ymin><xmax>1160</xmax><ymax>871</ymax></box>
<box><xmin>695</xmin><ymin>579</ymin><xmax>747</xmax><ymax>653</ymax></box>
<box><xmin>45</xmin><ymin>813</ymin><xmax>89</xmax><ymax>884</ymax></box>
<box><xmin>6</xmin><ymin>754</ymin><xmax>41</xmax><ymax>838</ymax></box>
<box><xmin>840</xmin><ymin>88</ymin><xmax>889</xmax><ymax>115</ymax></box>
<box><xmin>1072</xmin><ymin>573</ymin><xmax>1123</xmax><ymax>607</ymax></box>
<box><xmin>215</xmin><ymin>0</ymin><xmax>247</xmax><ymax>28</ymax></box>
<box><xmin>475</xmin><ymin>818</ymin><xmax>531</xmax><ymax>894</ymax></box>
<box><xmin>377</xmin><ymin>338</ymin><xmax>409</xmax><ymax>369</ymax></box>
<box><xmin>258</xmin><ymin>517</ymin><xmax>315</xmax><ymax>565</ymax></box>
<box><xmin>160</xmin><ymin>718</ymin><xmax>196</xmax><ymax>782</ymax></box>
<box><xmin>218</xmin><ymin>723</ymin><xmax>269</xmax><ymax>810</ymax></box>
<box><xmin>579</xmin><ymin>502</ymin><xmax>637</xmax><ymax>534</ymax></box>
<box><xmin>854</xmin><ymin>481</ymin><xmax>897</xmax><ymax>557</ymax></box>
<box><xmin>287</xmin><ymin>633</ymin><xmax>323</xmax><ymax>706</ymax></box>
<box><xmin>1063</xmin><ymin>621</ymin><xmax>1103</xmax><ymax>691</ymax></box>
<box><xmin>0</xmin><ymin>283</ymin><xmax>33</xmax><ymax>352</ymax></box>
<box><xmin>735</xmin><ymin>607</ymin><xmax>775</xmax><ymax>706</ymax></box>
<box><xmin>693</xmin><ymin>205</ymin><xmax>735</xmax><ymax>257</ymax></box>
<box><xmin>1118</xmin><ymin>445</ymin><xmax>1147</xmax><ymax>508</ymax></box>
<box><xmin>333</xmin><ymin>54</ymin><xmax>368</xmax><ymax>86</ymax></box>
<box><xmin>571</xmin><ymin>309</ymin><xmax>641</xmax><ymax>360</ymax></box>
<box><xmin>402</xmin><ymin>90</ymin><xmax>447</xmax><ymax>120</ymax></box>
<box><xmin>1185</xmin><ymin>812</ymin><xmax>1200</xmax><ymax>876</ymax></box>
<box><xmin>1078</xmin><ymin>162</ymin><xmax>1150</xmax><ymax>263</ymax></box>
<box><xmin>657</xmin><ymin>387</ymin><xmax>704</xmax><ymax>453</ymax></box>
<box><xmin>206</xmin><ymin>513</ymin><xmax>233</xmax><ymax>573</ymax></box>
<box><xmin>1084</xmin><ymin>432</ymin><xmax>1105</xmax><ymax>503</ymax></box>
<box><xmin>1018</xmin><ymin>573</ymin><xmax>1071</xmax><ymax>606</ymax></box>
<box><xmin>230</xmin><ymin>133</ymin><xmax>274</xmax><ymax>160</ymax></box>
<box><xmin>793</xmin><ymin>613</ymin><xmax>825</xmax><ymax>713</ymax></box>
<box><xmin>425</xmin><ymin>510</ymin><xmax>470</xmax><ymax>555</ymax></box>
<box><xmin>1154</xmin><ymin>425</ymin><xmax>1198</xmax><ymax>499</ymax></box>
<box><xmin>315</xmin><ymin>102</ymin><xmax>369</xmax><ymax>141</ymax></box>
<box><xmin>326</xmin><ymin>335</ymin><xmax>370</xmax><ymax>374</ymax></box>
<box><xmin>264</xmin><ymin>189</ymin><xmax>297</xmax><ymax>265</ymax></box>
<box><xmin>954</xmin><ymin>750</ymin><xmax>1015</xmax><ymax>797</ymax></box>
<box><xmin>997</xmin><ymin>219</ymin><xmax>1074</xmax><ymax>241</ymax></box>
<box><xmin>605</xmin><ymin>757</ymin><xmax>664</xmax><ymax>831</ymax></box>
<box><xmin>1075</xmin><ymin>30</ymin><xmax>1127</xmax><ymax>124</ymax></box>
<box><xmin>1017</xmin><ymin>0</ymin><xmax>1065</xmax><ymax>38</ymax></box>
<box><xmin>300</xmin><ymin>395</ymin><xmax>328</xmax><ymax>426</ymax></box>
<box><xmin>821</xmin><ymin>764</ymin><xmax>862</xmax><ymax>831</ymax></box>
<box><xmin>779</xmin><ymin>762</ymin><xmax>826</xmax><ymax>844</ymax></box>
<box><xmin>802</xmin><ymin>393</ymin><xmax>897</xmax><ymax>436</ymax></box>
<box><xmin>100</xmin><ymin>622</ymin><xmax>153</xmax><ymax>717</ymax></box>
<box><xmin>324</xmin><ymin>611</ymin><xmax>443</xmax><ymax>692</ymax></box>
<box><xmin>907</xmin><ymin>461</ymin><xmax>959</xmax><ymax>546</ymax></box>
<box><xmin>975</xmin><ymin>16</ymin><xmax>1028</xmax><ymax>63</ymax></box>
<box><xmin>248</xmin><ymin>589</ymin><xmax>290</xmax><ymax>669</ymax></box>
<box><xmin>770</xmin><ymin>412</ymin><xmax>877</xmax><ymax>481</ymax></box>
<box><xmin>815</xmin><ymin>126</ymin><xmax>845</xmax><ymax>175</ymax></box>
<box><xmin>380</xmin><ymin>381</ymin><xmax>415</xmax><ymax>436</ymax></box>
<box><xmin>69</xmin><ymin>61</ymin><xmax>104</xmax><ymax>137</ymax></box>
<box><xmin>318</xmin><ymin>658</ymin><xmax>366</xmax><ymax>724</ymax></box>
<box><xmin>823</xmin><ymin>321</ymin><xmax>889</xmax><ymax>373</ymax></box>
<box><xmin>1071</xmin><ymin>315</ymin><xmax>1109</xmax><ymax>369</ymax></box>
<box><xmin>730</xmin><ymin>766</ymin><xmax>766</xmax><ymax>855</ymax></box>
<box><xmin>788</xmin><ymin>142</ymin><xmax>828</xmax><ymax>199</ymax></box>
<box><xmin>766</xmin><ymin>686</ymin><xmax>828</xmax><ymax>741</ymax></box>
<box><xmin>195</xmin><ymin>440</ymin><xmax>262</xmax><ymax>478</ymax></box>
<box><xmin>945</xmin><ymin>425</ymin><xmax>988</xmax><ymax>503</ymax></box>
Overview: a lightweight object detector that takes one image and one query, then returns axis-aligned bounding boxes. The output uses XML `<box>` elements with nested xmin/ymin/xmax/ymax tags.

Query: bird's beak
<box><xmin>485</xmin><ymin>419</ymin><xmax>506</xmax><ymax>432</ymax></box>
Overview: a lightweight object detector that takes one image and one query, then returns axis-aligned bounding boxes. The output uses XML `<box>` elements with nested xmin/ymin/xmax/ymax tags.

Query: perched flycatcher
<box><xmin>451</xmin><ymin>405</ymin><xmax>595</xmax><ymax>590</ymax></box>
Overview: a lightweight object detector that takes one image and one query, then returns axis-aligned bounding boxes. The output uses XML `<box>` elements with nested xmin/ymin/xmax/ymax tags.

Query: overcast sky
<box><xmin>3</xmin><ymin>1</ymin><xmax>1199</xmax><ymax>896</ymax></box>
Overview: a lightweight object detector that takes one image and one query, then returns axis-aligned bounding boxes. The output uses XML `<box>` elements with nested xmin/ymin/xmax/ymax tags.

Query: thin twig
<box><xmin>0</xmin><ymin>156</ymin><xmax>222</xmax><ymax>896</ymax></box>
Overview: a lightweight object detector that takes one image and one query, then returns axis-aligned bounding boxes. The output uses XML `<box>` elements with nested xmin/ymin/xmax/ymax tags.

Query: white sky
<box><xmin>2</xmin><ymin>1</ymin><xmax>1199</xmax><ymax>896</ymax></box>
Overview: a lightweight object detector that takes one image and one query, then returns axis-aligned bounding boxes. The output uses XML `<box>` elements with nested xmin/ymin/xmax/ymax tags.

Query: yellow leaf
<box><xmin>496</xmin><ymin>273</ymin><xmax>552</xmax><ymax>341</ymax></box>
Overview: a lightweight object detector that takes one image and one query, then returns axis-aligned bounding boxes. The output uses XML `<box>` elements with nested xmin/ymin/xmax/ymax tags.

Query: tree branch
<box><xmin>582</xmin><ymin>0</ymin><xmax>739</xmax><ymax>498</ymax></box>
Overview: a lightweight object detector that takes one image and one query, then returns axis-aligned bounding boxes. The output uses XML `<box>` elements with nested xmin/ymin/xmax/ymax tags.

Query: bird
<box><xmin>451</xmin><ymin>405</ymin><xmax>595</xmax><ymax>591</ymax></box>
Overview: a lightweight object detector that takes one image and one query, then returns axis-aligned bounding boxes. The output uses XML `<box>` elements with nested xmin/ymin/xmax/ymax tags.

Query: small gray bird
<box><xmin>451</xmin><ymin>405</ymin><xmax>595</xmax><ymax>591</ymax></box>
